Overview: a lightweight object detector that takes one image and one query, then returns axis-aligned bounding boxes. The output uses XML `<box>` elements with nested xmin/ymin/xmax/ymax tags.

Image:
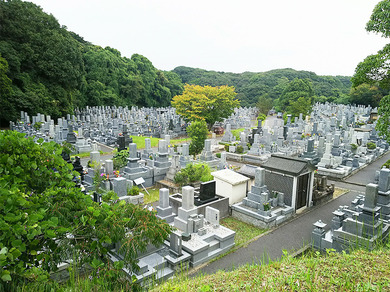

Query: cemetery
<box><xmin>5</xmin><ymin>102</ymin><xmax>390</xmax><ymax>288</ymax></box>
<box><xmin>312</xmin><ymin>174</ymin><xmax>390</xmax><ymax>252</ymax></box>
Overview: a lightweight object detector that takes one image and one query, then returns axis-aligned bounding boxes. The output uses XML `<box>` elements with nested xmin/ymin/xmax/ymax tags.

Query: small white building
<box><xmin>211</xmin><ymin>169</ymin><xmax>250</xmax><ymax>205</ymax></box>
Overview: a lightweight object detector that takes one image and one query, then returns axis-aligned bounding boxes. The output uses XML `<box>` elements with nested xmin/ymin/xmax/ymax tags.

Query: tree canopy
<box><xmin>0</xmin><ymin>0</ymin><xmax>183</xmax><ymax>126</ymax></box>
<box><xmin>173</xmin><ymin>66</ymin><xmax>351</xmax><ymax>108</ymax></box>
<box><xmin>0</xmin><ymin>130</ymin><xmax>171</xmax><ymax>289</ymax></box>
<box><xmin>352</xmin><ymin>0</ymin><xmax>390</xmax><ymax>141</ymax></box>
<box><xmin>171</xmin><ymin>84</ymin><xmax>240</xmax><ymax>128</ymax></box>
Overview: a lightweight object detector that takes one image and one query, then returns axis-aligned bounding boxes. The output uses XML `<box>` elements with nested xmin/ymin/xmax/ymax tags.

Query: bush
<box><xmin>351</xmin><ymin>143</ymin><xmax>358</xmax><ymax>150</ymax></box>
<box><xmin>174</xmin><ymin>163</ymin><xmax>213</xmax><ymax>186</ymax></box>
<box><xmin>128</xmin><ymin>186</ymin><xmax>140</xmax><ymax>196</ymax></box>
<box><xmin>216</xmin><ymin>153</ymin><xmax>221</xmax><ymax>158</ymax></box>
<box><xmin>366</xmin><ymin>142</ymin><xmax>376</xmax><ymax>150</ymax></box>
<box><xmin>113</xmin><ymin>149</ymin><xmax>129</xmax><ymax>170</ymax></box>
<box><xmin>383</xmin><ymin>159</ymin><xmax>390</xmax><ymax>169</ymax></box>
<box><xmin>224</xmin><ymin>144</ymin><xmax>229</xmax><ymax>151</ymax></box>
<box><xmin>237</xmin><ymin>145</ymin><xmax>244</xmax><ymax>154</ymax></box>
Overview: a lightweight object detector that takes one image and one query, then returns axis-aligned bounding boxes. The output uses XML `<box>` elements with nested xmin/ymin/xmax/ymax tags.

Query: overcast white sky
<box><xmin>28</xmin><ymin>0</ymin><xmax>388</xmax><ymax>76</ymax></box>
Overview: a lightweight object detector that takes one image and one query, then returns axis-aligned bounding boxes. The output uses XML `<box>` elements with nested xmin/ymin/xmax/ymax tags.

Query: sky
<box><xmin>28</xmin><ymin>0</ymin><xmax>389</xmax><ymax>77</ymax></box>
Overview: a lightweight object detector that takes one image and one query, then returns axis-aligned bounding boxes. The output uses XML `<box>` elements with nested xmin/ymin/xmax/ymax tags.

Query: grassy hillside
<box><xmin>153</xmin><ymin>247</ymin><xmax>390</xmax><ymax>291</ymax></box>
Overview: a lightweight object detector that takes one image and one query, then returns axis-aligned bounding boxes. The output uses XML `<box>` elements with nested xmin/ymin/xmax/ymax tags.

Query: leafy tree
<box><xmin>172</xmin><ymin>84</ymin><xmax>240</xmax><ymax>129</ymax></box>
<box><xmin>186</xmin><ymin>120</ymin><xmax>209</xmax><ymax>156</ymax></box>
<box><xmin>352</xmin><ymin>0</ymin><xmax>390</xmax><ymax>141</ymax></box>
<box><xmin>275</xmin><ymin>78</ymin><xmax>314</xmax><ymax>112</ymax></box>
<box><xmin>0</xmin><ymin>131</ymin><xmax>171</xmax><ymax>289</ymax></box>
<box><xmin>256</xmin><ymin>94</ymin><xmax>273</xmax><ymax>115</ymax></box>
<box><xmin>0</xmin><ymin>54</ymin><xmax>14</xmax><ymax>125</ymax></box>
<box><xmin>349</xmin><ymin>83</ymin><xmax>384</xmax><ymax>107</ymax></box>
<box><xmin>287</xmin><ymin>96</ymin><xmax>312</xmax><ymax>119</ymax></box>
<box><xmin>377</xmin><ymin>95</ymin><xmax>390</xmax><ymax>142</ymax></box>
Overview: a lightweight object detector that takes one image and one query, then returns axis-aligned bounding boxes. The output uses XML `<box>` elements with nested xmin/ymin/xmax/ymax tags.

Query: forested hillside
<box><xmin>173</xmin><ymin>66</ymin><xmax>352</xmax><ymax>107</ymax></box>
<box><xmin>0</xmin><ymin>0</ymin><xmax>368</xmax><ymax>128</ymax></box>
<box><xmin>0</xmin><ymin>0</ymin><xmax>183</xmax><ymax>126</ymax></box>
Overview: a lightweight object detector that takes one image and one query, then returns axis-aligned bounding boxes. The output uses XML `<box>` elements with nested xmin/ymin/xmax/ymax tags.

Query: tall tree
<box><xmin>275</xmin><ymin>78</ymin><xmax>314</xmax><ymax>112</ymax></box>
<box><xmin>352</xmin><ymin>0</ymin><xmax>390</xmax><ymax>141</ymax></box>
<box><xmin>256</xmin><ymin>94</ymin><xmax>273</xmax><ymax>115</ymax></box>
<box><xmin>172</xmin><ymin>84</ymin><xmax>240</xmax><ymax>129</ymax></box>
<box><xmin>186</xmin><ymin>120</ymin><xmax>209</xmax><ymax>156</ymax></box>
<box><xmin>349</xmin><ymin>83</ymin><xmax>384</xmax><ymax>107</ymax></box>
<box><xmin>0</xmin><ymin>54</ymin><xmax>14</xmax><ymax>124</ymax></box>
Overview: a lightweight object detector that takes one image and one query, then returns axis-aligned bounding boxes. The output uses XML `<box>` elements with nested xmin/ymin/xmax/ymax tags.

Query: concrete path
<box><xmin>192</xmin><ymin>151</ymin><xmax>390</xmax><ymax>276</ymax></box>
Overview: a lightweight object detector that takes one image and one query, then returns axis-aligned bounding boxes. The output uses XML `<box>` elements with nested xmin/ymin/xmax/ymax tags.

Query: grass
<box><xmin>220</xmin><ymin>217</ymin><xmax>266</xmax><ymax>247</ymax></box>
<box><xmin>71</xmin><ymin>150</ymin><xmax>112</xmax><ymax>159</ymax></box>
<box><xmin>144</xmin><ymin>187</ymin><xmax>161</xmax><ymax>204</ymax></box>
<box><xmin>333</xmin><ymin>187</ymin><xmax>349</xmax><ymax>199</ymax></box>
<box><xmin>154</xmin><ymin>246</ymin><xmax>390</xmax><ymax>291</ymax></box>
<box><xmin>130</xmin><ymin>135</ymin><xmax>160</xmax><ymax>149</ymax></box>
<box><xmin>130</xmin><ymin>136</ymin><xmax>191</xmax><ymax>149</ymax></box>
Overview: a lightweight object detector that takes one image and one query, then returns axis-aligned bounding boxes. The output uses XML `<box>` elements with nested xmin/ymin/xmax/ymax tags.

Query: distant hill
<box><xmin>172</xmin><ymin>66</ymin><xmax>352</xmax><ymax>107</ymax></box>
<box><xmin>0</xmin><ymin>0</ymin><xmax>183</xmax><ymax>125</ymax></box>
<box><xmin>0</xmin><ymin>0</ymin><xmax>353</xmax><ymax>126</ymax></box>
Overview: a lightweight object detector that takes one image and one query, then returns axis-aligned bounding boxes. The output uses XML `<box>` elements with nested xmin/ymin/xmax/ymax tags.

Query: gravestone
<box><xmin>195</xmin><ymin>180</ymin><xmax>218</xmax><ymax>206</ymax></box>
<box><xmin>205</xmin><ymin>206</ymin><xmax>220</xmax><ymax>226</ymax></box>
<box><xmin>156</xmin><ymin>188</ymin><xmax>176</xmax><ymax>223</ymax></box>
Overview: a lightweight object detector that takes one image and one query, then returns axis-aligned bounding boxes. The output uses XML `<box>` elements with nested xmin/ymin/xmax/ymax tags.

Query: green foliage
<box><xmin>275</xmin><ymin>78</ymin><xmax>314</xmax><ymax>113</ymax></box>
<box><xmin>349</xmin><ymin>83</ymin><xmax>384</xmax><ymax>107</ymax></box>
<box><xmin>366</xmin><ymin>0</ymin><xmax>390</xmax><ymax>38</ymax></box>
<box><xmin>256</xmin><ymin>95</ymin><xmax>273</xmax><ymax>115</ymax></box>
<box><xmin>215</xmin><ymin>152</ymin><xmax>221</xmax><ymax>158</ymax></box>
<box><xmin>0</xmin><ymin>54</ymin><xmax>13</xmax><ymax>125</ymax></box>
<box><xmin>172</xmin><ymin>84</ymin><xmax>240</xmax><ymax>129</ymax></box>
<box><xmin>287</xmin><ymin>96</ymin><xmax>312</xmax><ymax>118</ymax></box>
<box><xmin>366</xmin><ymin>142</ymin><xmax>377</xmax><ymax>150</ymax></box>
<box><xmin>257</xmin><ymin>113</ymin><xmax>267</xmax><ymax>122</ymax></box>
<box><xmin>173</xmin><ymin>66</ymin><xmax>351</xmax><ymax>108</ymax></box>
<box><xmin>174</xmin><ymin>163</ymin><xmax>213</xmax><ymax>186</ymax></box>
<box><xmin>128</xmin><ymin>186</ymin><xmax>140</xmax><ymax>196</ymax></box>
<box><xmin>113</xmin><ymin>149</ymin><xmax>129</xmax><ymax>170</ymax></box>
<box><xmin>186</xmin><ymin>120</ymin><xmax>209</xmax><ymax>156</ymax></box>
<box><xmin>0</xmin><ymin>130</ymin><xmax>172</xmax><ymax>288</ymax></box>
<box><xmin>376</xmin><ymin>95</ymin><xmax>390</xmax><ymax>142</ymax></box>
<box><xmin>0</xmin><ymin>1</ymin><xmax>183</xmax><ymax>126</ymax></box>
<box><xmin>383</xmin><ymin>159</ymin><xmax>390</xmax><ymax>168</ymax></box>
<box><xmin>236</xmin><ymin>145</ymin><xmax>244</xmax><ymax>154</ymax></box>
<box><xmin>32</xmin><ymin>122</ymin><xmax>42</xmax><ymax>131</ymax></box>
<box><xmin>351</xmin><ymin>143</ymin><xmax>358</xmax><ymax>150</ymax></box>
<box><xmin>352</xmin><ymin>1</ymin><xmax>390</xmax><ymax>94</ymax></box>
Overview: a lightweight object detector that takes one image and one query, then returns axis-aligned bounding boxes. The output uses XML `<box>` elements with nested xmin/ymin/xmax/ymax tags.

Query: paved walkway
<box><xmin>192</xmin><ymin>151</ymin><xmax>390</xmax><ymax>276</ymax></box>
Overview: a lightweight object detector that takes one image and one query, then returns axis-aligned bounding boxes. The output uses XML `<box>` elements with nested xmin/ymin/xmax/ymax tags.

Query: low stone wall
<box><xmin>169</xmin><ymin>194</ymin><xmax>230</xmax><ymax>218</ymax></box>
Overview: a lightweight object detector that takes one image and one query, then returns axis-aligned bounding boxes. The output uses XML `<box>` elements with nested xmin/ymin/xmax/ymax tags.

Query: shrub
<box><xmin>351</xmin><ymin>143</ymin><xmax>358</xmax><ymax>150</ymax></box>
<box><xmin>113</xmin><ymin>149</ymin><xmax>129</xmax><ymax>170</ymax></box>
<box><xmin>383</xmin><ymin>159</ymin><xmax>390</xmax><ymax>169</ymax></box>
<box><xmin>237</xmin><ymin>145</ymin><xmax>244</xmax><ymax>154</ymax></box>
<box><xmin>366</xmin><ymin>142</ymin><xmax>376</xmax><ymax>150</ymax></box>
<box><xmin>174</xmin><ymin>163</ymin><xmax>213</xmax><ymax>186</ymax></box>
<box><xmin>128</xmin><ymin>186</ymin><xmax>140</xmax><ymax>196</ymax></box>
<box><xmin>216</xmin><ymin>153</ymin><xmax>221</xmax><ymax>158</ymax></box>
<box><xmin>224</xmin><ymin>144</ymin><xmax>229</xmax><ymax>151</ymax></box>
